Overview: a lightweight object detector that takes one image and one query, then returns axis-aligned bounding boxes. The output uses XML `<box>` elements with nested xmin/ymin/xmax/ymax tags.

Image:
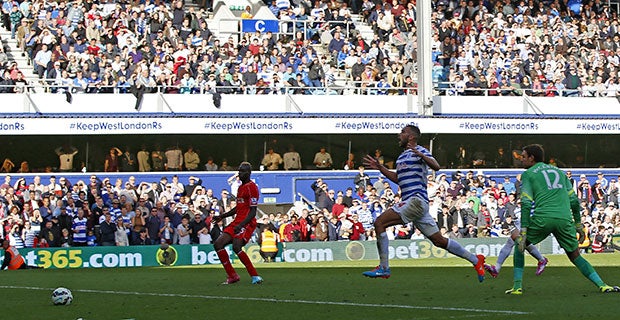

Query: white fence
<box><xmin>1</xmin><ymin>93</ymin><xmax>618</xmax><ymax>116</ymax></box>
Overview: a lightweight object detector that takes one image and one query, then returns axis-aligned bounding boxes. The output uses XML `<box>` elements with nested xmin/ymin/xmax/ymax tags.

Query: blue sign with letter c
<box><xmin>242</xmin><ymin>19</ymin><xmax>279</xmax><ymax>33</ymax></box>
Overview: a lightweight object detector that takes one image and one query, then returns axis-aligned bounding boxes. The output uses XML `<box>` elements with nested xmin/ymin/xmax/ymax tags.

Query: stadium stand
<box><xmin>2</xmin><ymin>0</ymin><xmax>618</xmax><ymax>96</ymax></box>
<box><xmin>2</xmin><ymin>0</ymin><xmax>619</xmax><ymax>96</ymax></box>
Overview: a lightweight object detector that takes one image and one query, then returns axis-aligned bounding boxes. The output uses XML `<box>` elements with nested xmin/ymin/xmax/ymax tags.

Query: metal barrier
<box><xmin>1</xmin><ymin>82</ymin><xmax>615</xmax><ymax>98</ymax></box>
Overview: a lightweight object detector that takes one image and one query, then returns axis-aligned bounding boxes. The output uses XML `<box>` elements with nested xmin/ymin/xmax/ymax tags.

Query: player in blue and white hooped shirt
<box><xmin>362</xmin><ymin>125</ymin><xmax>487</xmax><ymax>281</ymax></box>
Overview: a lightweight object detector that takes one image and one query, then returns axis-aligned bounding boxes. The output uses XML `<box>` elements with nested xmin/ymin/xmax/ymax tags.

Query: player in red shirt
<box><xmin>213</xmin><ymin>162</ymin><xmax>263</xmax><ymax>285</ymax></box>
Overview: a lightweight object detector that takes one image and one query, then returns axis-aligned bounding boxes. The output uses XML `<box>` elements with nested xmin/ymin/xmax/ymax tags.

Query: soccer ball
<box><xmin>51</xmin><ymin>287</ymin><xmax>73</xmax><ymax>305</ymax></box>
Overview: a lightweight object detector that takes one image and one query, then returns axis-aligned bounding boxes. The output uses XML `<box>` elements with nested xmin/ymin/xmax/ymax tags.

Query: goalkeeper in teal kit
<box><xmin>507</xmin><ymin>144</ymin><xmax>619</xmax><ymax>295</ymax></box>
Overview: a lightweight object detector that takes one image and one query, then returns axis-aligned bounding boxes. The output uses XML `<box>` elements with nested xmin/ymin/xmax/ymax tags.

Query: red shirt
<box><xmin>87</xmin><ymin>45</ymin><xmax>100</xmax><ymax>56</ymax></box>
<box><xmin>350</xmin><ymin>221</ymin><xmax>365</xmax><ymax>240</ymax></box>
<box><xmin>248</xmin><ymin>44</ymin><xmax>261</xmax><ymax>56</ymax></box>
<box><xmin>232</xmin><ymin>181</ymin><xmax>259</xmax><ymax>224</ymax></box>
<box><xmin>332</xmin><ymin>203</ymin><xmax>345</xmax><ymax>218</ymax></box>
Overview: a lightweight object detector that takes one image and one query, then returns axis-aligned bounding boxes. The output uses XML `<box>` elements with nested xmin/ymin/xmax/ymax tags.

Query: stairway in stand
<box><xmin>0</xmin><ymin>27</ymin><xmax>42</xmax><ymax>92</ymax></box>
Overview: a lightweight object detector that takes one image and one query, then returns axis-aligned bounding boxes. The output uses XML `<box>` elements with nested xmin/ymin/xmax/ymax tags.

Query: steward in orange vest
<box><xmin>1</xmin><ymin>240</ymin><xmax>26</xmax><ymax>270</ymax></box>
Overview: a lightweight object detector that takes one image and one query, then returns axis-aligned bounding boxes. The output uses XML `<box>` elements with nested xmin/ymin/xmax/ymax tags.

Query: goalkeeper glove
<box><xmin>575</xmin><ymin>222</ymin><xmax>585</xmax><ymax>240</ymax></box>
<box><xmin>517</xmin><ymin>228</ymin><xmax>527</xmax><ymax>253</ymax></box>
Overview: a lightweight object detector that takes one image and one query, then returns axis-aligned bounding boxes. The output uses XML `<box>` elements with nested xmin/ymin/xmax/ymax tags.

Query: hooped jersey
<box><xmin>396</xmin><ymin>146</ymin><xmax>432</xmax><ymax>203</ymax></box>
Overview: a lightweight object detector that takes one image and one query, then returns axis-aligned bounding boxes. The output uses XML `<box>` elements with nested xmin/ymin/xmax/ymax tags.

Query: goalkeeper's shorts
<box><xmin>526</xmin><ymin>216</ymin><xmax>579</xmax><ymax>253</ymax></box>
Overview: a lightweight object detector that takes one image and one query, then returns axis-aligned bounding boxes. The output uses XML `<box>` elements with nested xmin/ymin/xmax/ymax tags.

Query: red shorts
<box><xmin>223</xmin><ymin>220</ymin><xmax>257</xmax><ymax>243</ymax></box>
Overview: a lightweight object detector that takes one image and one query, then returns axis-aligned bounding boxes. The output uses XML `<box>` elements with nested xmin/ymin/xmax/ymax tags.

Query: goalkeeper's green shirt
<box><xmin>520</xmin><ymin>162</ymin><xmax>580</xmax><ymax>229</ymax></box>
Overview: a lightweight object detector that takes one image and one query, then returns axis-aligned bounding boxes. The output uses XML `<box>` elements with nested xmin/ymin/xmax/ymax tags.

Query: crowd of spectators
<box><xmin>2</xmin><ymin>0</ymin><xmax>620</xmax><ymax>96</ymax></box>
<box><xmin>424</xmin><ymin>0</ymin><xmax>620</xmax><ymax>97</ymax></box>
<box><xmin>1</xmin><ymin>166</ymin><xmax>619</xmax><ymax>253</ymax></box>
<box><xmin>0</xmin><ymin>173</ymin><xmax>244</xmax><ymax>247</ymax></box>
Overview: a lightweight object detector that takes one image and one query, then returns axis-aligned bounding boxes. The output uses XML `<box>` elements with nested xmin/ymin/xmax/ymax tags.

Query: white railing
<box><xmin>1</xmin><ymin>91</ymin><xmax>619</xmax><ymax>116</ymax></box>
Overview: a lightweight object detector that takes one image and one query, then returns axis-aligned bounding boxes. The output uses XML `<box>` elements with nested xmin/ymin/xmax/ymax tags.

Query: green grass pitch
<box><xmin>2</xmin><ymin>253</ymin><xmax>620</xmax><ymax>320</ymax></box>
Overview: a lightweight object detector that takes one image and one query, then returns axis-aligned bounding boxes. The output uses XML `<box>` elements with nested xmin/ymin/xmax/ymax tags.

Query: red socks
<box><xmin>237</xmin><ymin>250</ymin><xmax>259</xmax><ymax>277</ymax></box>
<box><xmin>217</xmin><ymin>249</ymin><xmax>259</xmax><ymax>278</ymax></box>
<box><xmin>216</xmin><ymin>249</ymin><xmax>237</xmax><ymax>278</ymax></box>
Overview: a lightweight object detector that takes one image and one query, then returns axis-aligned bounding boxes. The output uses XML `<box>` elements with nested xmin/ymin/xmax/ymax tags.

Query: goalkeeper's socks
<box><xmin>377</xmin><ymin>232</ymin><xmax>390</xmax><ymax>269</ymax></box>
<box><xmin>513</xmin><ymin>246</ymin><xmax>525</xmax><ymax>289</ymax></box>
<box><xmin>513</xmin><ymin>270</ymin><xmax>523</xmax><ymax>290</ymax></box>
<box><xmin>573</xmin><ymin>256</ymin><xmax>606</xmax><ymax>287</ymax></box>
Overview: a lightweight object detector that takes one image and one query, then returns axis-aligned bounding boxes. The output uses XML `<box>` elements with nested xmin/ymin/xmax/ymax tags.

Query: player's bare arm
<box><xmin>407</xmin><ymin>142</ymin><xmax>441</xmax><ymax>171</ymax></box>
<box><xmin>363</xmin><ymin>154</ymin><xmax>397</xmax><ymax>183</ymax></box>
<box><xmin>213</xmin><ymin>207</ymin><xmax>237</xmax><ymax>223</ymax></box>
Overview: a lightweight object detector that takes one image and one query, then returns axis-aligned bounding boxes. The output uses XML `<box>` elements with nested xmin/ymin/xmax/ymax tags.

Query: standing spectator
<box><xmin>313</xmin><ymin>147</ymin><xmax>332</xmax><ymax>169</ymax></box>
<box><xmin>354</xmin><ymin>165</ymin><xmax>371</xmax><ymax>191</ymax></box>
<box><xmin>327</xmin><ymin>215</ymin><xmax>340</xmax><ymax>241</ymax></box>
<box><xmin>177</xmin><ymin>216</ymin><xmax>191</xmax><ymax>245</ymax></box>
<box><xmin>120</xmin><ymin>147</ymin><xmax>136</xmax><ymax>172</ymax></box>
<box><xmin>261</xmin><ymin>147</ymin><xmax>282</xmax><ymax>171</ymax></box>
<box><xmin>8</xmin><ymin>223</ymin><xmax>24</xmax><ymax>248</ymax></box>
<box><xmin>187</xmin><ymin>213</ymin><xmax>203</xmax><ymax>244</ymax></box>
<box><xmin>55</xmin><ymin>145</ymin><xmax>78</xmax><ymax>172</ymax></box>
<box><xmin>309</xmin><ymin>178</ymin><xmax>324</xmax><ymax>202</ymax></box>
<box><xmin>283</xmin><ymin>145</ymin><xmax>302</xmax><ymax>170</ymax></box>
<box><xmin>8</xmin><ymin>6</ymin><xmax>21</xmax><ymax>39</ymax></box>
<box><xmin>241</xmin><ymin>6</ymin><xmax>253</xmax><ymax>19</ymax></box>
<box><xmin>350</xmin><ymin>214</ymin><xmax>366</xmax><ymax>240</ymax></box>
<box><xmin>390</xmin><ymin>28</ymin><xmax>406</xmax><ymax>59</ymax></box>
<box><xmin>39</xmin><ymin>220</ymin><xmax>60</xmax><ymax>247</ymax></box>
<box><xmin>151</xmin><ymin>145</ymin><xmax>165</xmax><ymax>171</ymax></box>
<box><xmin>343</xmin><ymin>152</ymin><xmax>356</xmax><ymax>170</ymax></box>
<box><xmin>145</xmin><ymin>207</ymin><xmax>161</xmax><ymax>245</ymax></box>
<box><xmin>165</xmin><ymin>145</ymin><xmax>183</xmax><ymax>171</ymax></box>
<box><xmin>307</xmin><ymin>59</ymin><xmax>324</xmax><ymax>88</ymax></box>
<box><xmin>184</xmin><ymin>146</ymin><xmax>200</xmax><ymax>171</ymax></box>
<box><xmin>209</xmin><ymin>218</ymin><xmax>224</xmax><ymax>242</ymax></box>
<box><xmin>597</xmin><ymin>172</ymin><xmax>609</xmax><ymax>189</ymax></box>
<box><xmin>171</xmin><ymin>0</ymin><xmax>185</xmax><ymax>29</ymax></box>
<box><xmin>563</xmin><ymin>67</ymin><xmax>582</xmax><ymax>97</ymax></box>
<box><xmin>99</xmin><ymin>212</ymin><xmax>116</xmax><ymax>246</ymax></box>
<box><xmin>184</xmin><ymin>176</ymin><xmax>202</xmax><ymax>199</ymax></box>
<box><xmin>114</xmin><ymin>217</ymin><xmax>129</xmax><ymax>246</ymax></box>
<box><xmin>137</xmin><ymin>145</ymin><xmax>151</xmax><ymax>172</ymax></box>
<box><xmin>158</xmin><ymin>216</ymin><xmax>174</xmax><ymax>245</ymax></box>
<box><xmin>104</xmin><ymin>147</ymin><xmax>122</xmax><ymax>172</ymax></box>
<box><xmin>313</xmin><ymin>215</ymin><xmax>329</xmax><ymax>241</ymax></box>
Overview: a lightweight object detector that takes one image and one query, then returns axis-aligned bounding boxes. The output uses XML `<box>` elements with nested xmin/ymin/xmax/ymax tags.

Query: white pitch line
<box><xmin>413</xmin><ymin>314</ymin><xmax>498</xmax><ymax>320</ymax></box>
<box><xmin>0</xmin><ymin>285</ymin><xmax>530</xmax><ymax>315</ymax></box>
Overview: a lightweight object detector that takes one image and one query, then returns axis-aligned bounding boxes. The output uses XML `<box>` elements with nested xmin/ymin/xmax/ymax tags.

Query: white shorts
<box><xmin>392</xmin><ymin>196</ymin><xmax>439</xmax><ymax>237</ymax></box>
